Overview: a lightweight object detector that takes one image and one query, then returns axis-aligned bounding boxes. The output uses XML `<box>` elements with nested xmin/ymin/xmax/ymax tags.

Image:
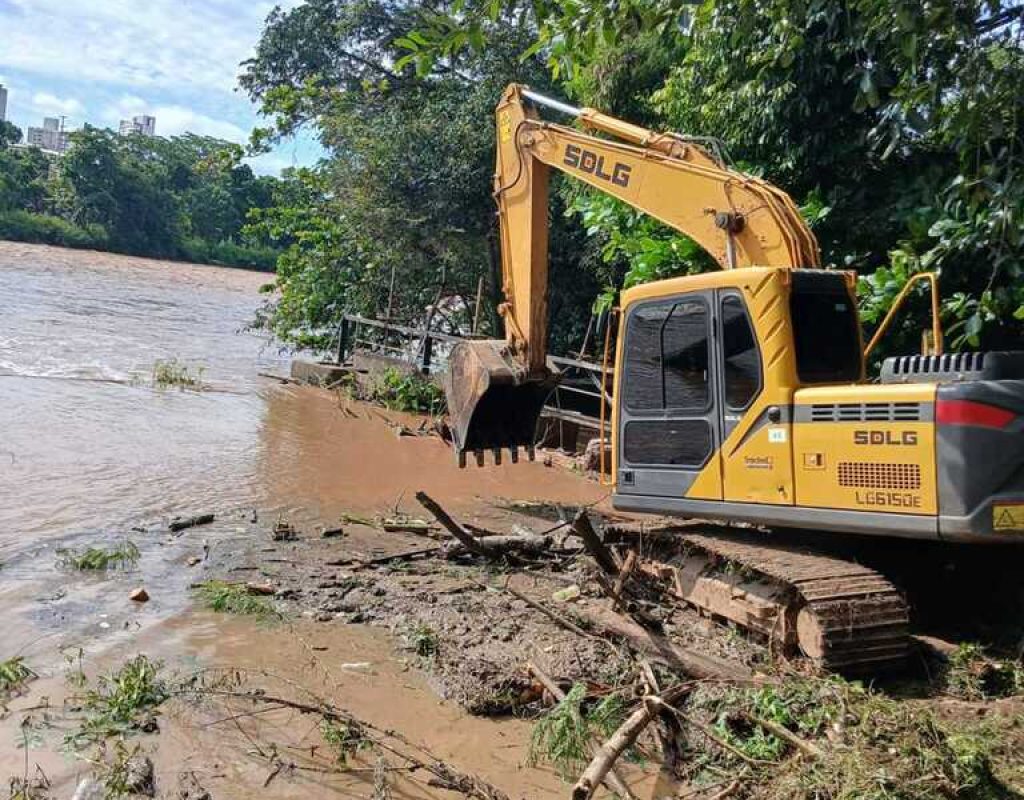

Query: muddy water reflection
<box><xmin>0</xmin><ymin>242</ymin><xmax>285</xmax><ymax>549</ymax></box>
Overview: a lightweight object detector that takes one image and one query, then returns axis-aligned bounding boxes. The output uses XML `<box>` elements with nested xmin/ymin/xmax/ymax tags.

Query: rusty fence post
<box><xmin>421</xmin><ymin>333</ymin><xmax>433</xmax><ymax>375</ymax></box>
<box><xmin>335</xmin><ymin>317</ymin><xmax>350</xmax><ymax>365</ymax></box>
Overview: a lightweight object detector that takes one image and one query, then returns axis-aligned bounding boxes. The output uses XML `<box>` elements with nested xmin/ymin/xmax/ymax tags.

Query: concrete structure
<box><xmin>26</xmin><ymin>117</ymin><xmax>70</xmax><ymax>154</ymax></box>
<box><xmin>119</xmin><ymin>115</ymin><xmax>156</xmax><ymax>137</ymax></box>
<box><xmin>0</xmin><ymin>84</ymin><xmax>7</xmax><ymax>122</ymax></box>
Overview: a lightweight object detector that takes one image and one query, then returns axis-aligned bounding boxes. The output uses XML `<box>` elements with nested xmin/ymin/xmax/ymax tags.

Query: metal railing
<box><xmin>329</xmin><ymin>313</ymin><xmax>612</xmax><ymax>433</ymax></box>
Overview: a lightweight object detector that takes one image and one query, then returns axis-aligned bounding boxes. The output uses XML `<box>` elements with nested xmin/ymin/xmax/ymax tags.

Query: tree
<box><xmin>241</xmin><ymin>0</ymin><xmax>600</xmax><ymax>349</ymax></box>
<box><xmin>398</xmin><ymin>0</ymin><xmax>1024</xmax><ymax>351</ymax></box>
<box><xmin>0</xmin><ymin>146</ymin><xmax>49</xmax><ymax>212</ymax></box>
<box><xmin>0</xmin><ymin>121</ymin><xmax>23</xmax><ymax>148</ymax></box>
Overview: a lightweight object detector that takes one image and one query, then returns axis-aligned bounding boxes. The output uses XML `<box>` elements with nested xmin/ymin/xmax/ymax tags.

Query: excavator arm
<box><xmin>444</xmin><ymin>83</ymin><xmax>820</xmax><ymax>466</ymax></box>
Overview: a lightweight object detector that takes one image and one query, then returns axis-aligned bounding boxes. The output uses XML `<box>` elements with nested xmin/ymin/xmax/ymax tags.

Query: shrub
<box><xmin>0</xmin><ymin>210</ymin><xmax>108</xmax><ymax>249</ymax></box>
<box><xmin>368</xmin><ymin>367</ymin><xmax>444</xmax><ymax>414</ymax></box>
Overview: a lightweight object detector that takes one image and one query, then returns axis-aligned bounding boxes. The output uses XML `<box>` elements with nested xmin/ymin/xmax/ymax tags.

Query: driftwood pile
<box><xmin>401</xmin><ymin>492</ymin><xmax>779</xmax><ymax>796</ymax></box>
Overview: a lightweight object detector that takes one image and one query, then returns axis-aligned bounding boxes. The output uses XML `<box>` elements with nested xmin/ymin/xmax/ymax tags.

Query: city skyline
<box><xmin>0</xmin><ymin>0</ymin><xmax>321</xmax><ymax>175</ymax></box>
<box><xmin>3</xmin><ymin>87</ymin><xmax>159</xmax><ymax>155</ymax></box>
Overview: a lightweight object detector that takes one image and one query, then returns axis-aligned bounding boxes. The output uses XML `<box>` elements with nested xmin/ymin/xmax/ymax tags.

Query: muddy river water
<box><xmin>0</xmin><ymin>242</ymin><xmax>611</xmax><ymax>798</ymax></box>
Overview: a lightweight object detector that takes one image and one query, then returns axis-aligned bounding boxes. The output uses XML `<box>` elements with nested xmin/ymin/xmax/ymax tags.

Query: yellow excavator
<box><xmin>444</xmin><ymin>84</ymin><xmax>1024</xmax><ymax>670</ymax></box>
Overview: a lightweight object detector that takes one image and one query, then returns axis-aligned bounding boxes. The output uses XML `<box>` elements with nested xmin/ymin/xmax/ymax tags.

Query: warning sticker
<box><xmin>993</xmin><ymin>504</ymin><xmax>1024</xmax><ymax>531</ymax></box>
<box><xmin>498</xmin><ymin>110</ymin><xmax>513</xmax><ymax>143</ymax></box>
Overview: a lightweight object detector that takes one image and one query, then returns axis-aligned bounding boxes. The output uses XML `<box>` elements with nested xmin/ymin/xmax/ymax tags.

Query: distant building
<box><xmin>0</xmin><ymin>84</ymin><xmax>8</xmax><ymax>122</ymax></box>
<box><xmin>26</xmin><ymin>116</ymin><xmax>70</xmax><ymax>154</ymax></box>
<box><xmin>119</xmin><ymin>115</ymin><xmax>156</xmax><ymax>137</ymax></box>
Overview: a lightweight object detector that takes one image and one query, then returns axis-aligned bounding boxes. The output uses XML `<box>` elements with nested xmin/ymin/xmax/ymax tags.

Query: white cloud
<box><xmin>99</xmin><ymin>94</ymin><xmax>247</xmax><ymax>142</ymax></box>
<box><xmin>0</xmin><ymin>0</ymin><xmax>319</xmax><ymax>172</ymax></box>
<box><xmin>0</xmin><ymin>0</ymin><xmax>285</xmax><ymax>93</ymax></box>
<box><xmin>30</xmin><ymin>92</ymin><xmax>85</xmax><ymax>118</ymax></box>
<box><xmin>245</xmin><ymin>151</ymin><xmax>299</xmax><ymax>176</ymax></box>
<box><xmin>150</xmin><ymin>106</ymin><xmax>249</xmax><ymax>142</ymax></box>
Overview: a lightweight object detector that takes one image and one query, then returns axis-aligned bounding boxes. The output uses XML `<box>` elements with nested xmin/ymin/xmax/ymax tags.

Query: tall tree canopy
<box><xmin>241</xmin><ymin>0</ymin><xmax>603</xmax><ymax>349</ymax></box>
<box><xmin>0</xmin><ymin>126</ymin><xmax>280</xmax><ymax>269</ymax></box>
<box><xmin>247</xmin><ymin>0</ymin><xmax>1024</xmax><ymax>355</ymax></box>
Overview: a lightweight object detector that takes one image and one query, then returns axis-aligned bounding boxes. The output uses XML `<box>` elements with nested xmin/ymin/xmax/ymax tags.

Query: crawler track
<box><xmin>635</xmin><ymin>526</ymin><xmax>911</xmax><ymax>671</ymax></box>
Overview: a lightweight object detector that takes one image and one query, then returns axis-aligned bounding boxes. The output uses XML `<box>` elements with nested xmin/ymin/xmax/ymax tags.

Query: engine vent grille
<box><xmin>880</xmin><ymin>351</ymin><xmax>1024</xmax><ymax>384</ymax></box>
<box><xmin>838</xmin><ymin>462</ymin><xmax>921</xmax><ymax>490</ymax></box>
<box><xmin>809</xmin><ymin>402</ymin><xmax>922</xmax><ymax>422</ymax></box>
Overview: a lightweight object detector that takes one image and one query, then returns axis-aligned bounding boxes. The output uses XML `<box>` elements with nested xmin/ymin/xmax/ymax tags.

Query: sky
<box><xmin>0</xmin><ymin>0</ymin><xmax>322</xmax><ymax>175</ymax></box>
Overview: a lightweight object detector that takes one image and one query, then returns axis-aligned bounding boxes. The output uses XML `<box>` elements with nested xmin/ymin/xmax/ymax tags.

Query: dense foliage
<box><xmin>245</xmin><ymin>0</ymin><xmax>1024</xmax><ymax>359</ymax></box>
<box><xmin>0</xmin><ymin>126</ymin><xmax>280</xmax><ymax>269</ymax></box>
<box><xmin>241</xmin><ymin>0</ymin><xmax>604</xmax><ymax>351</ymax></box>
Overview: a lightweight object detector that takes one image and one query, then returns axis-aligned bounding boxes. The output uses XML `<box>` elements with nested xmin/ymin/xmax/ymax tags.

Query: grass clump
<box><xmin>69</xmin><ymin>655</ymin><xmax>168</xmax><ymax>747</ymax></box>
<box><xmin>321</xmin><ymin>718</ymin><xmax>372</xmax><ymax>766</ymax></box>
<box><xmin>689</xmin><ymin>675</ymin><xmax>1017</xmax><ymax>800</ymax></box>
<box><xmin>946</xmin><ymin>642</ymin><xmax>1024</xmax><ymax>700</ymax></box>
<box><xmin>193</xmin><ymin>580</ymin><xmax>275</xmax><ymax>616</ymax></box>
<box><xmin>528</xmin><ymin>683</ymin><xmax>630</xmax><ymax>779</ymax></box>
<box><xmin>408</xmin><ymin>623</ymin><xmax>439</xmax><ymax>657</ymax></box>
<box><xmin>95</xmin><ymin>740</ymin><xmax>154</xmax><ymax>798</ymax></box>
<box><xmin>151</xmin><ymin>357</ymin><xmax>205</xmax><ymax>390</ymax></box>
<box><xmin>57</xmin><ymin>541</ymin><xmax>140</xmax><ymax>571</ymax></box>
<box><xmin>0</xmin><ymin>656</ymin><xmax>37</xmax><ymax>696</ymax></box>
<box><xmin>367</xmin><ymin>367</ymin><xmax>443</xmax><ymax>413</ymax></box>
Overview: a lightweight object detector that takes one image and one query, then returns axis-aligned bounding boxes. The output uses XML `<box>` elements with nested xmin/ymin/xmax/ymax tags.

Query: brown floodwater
<box><xmin>0</xmin><ymin>242</ymin><xmax>614</xmax><ymax>797</ymax></box>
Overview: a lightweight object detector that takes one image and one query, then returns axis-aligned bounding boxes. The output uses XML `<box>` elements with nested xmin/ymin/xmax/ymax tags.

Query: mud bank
<box><xmin>3</xmin><ymin>381</ymin><xmax>1023</xmax><ymax>799</ymax></box>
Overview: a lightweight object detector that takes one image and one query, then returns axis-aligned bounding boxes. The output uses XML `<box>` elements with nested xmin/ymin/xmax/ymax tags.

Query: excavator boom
<box><xmin>445</xmin><ymin>84</ymin><xmax>820</xmax><ymax>465</ymax></box>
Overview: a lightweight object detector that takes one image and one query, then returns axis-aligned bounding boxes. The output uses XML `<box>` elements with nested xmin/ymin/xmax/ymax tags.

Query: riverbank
<box><xmin>0</xmin><ymin>219</ymin><xmax>278</xmax><ymax>271</ymax></box>
<box><xmin>3</xmin><ymin>391</ymin><xmax>1022</xmax><ymax>799</ymax></box>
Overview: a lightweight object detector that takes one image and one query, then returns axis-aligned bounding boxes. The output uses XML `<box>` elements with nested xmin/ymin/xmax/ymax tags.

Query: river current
<box><xmin>0</xmin><ymin>242</ymin><xmax>290</xmax><ymax>555</ymax></box>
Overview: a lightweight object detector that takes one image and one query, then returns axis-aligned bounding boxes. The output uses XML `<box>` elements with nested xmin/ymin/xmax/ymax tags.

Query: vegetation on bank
<box><xmin>46</xmin><ymin>649</ymin><xmax>1023</xmax><ymax>800</ymax></box>
<box><xmin>0</xmin><ymin>124</ymin><xmax>281</xmax><ymax>271</ymax></box>
<box><xmin>56</xmin><ymin>541</ymin><xmax>140</xmax><ymax>571</ymax></box>
<box><xmin>0</xmin><ymin>656</ymin><xmax>37</xmax><ymax>697</ymax></box>
<box><xmin>192</xmin><ymin>580</ymin><xmax>276</xmax><ymax>617</ymax></box>
<box><xmin>242</xmin><ymin>0</ymin><xmax>1024</xmax><ymax>360</ymax></box>
<box><xmin>151</xmin><ymin>358</ymin><xmax>206</xmax><ymax>391</ymax></box>
<box><xmin>68</xmin><ymin>655</ymin><xmax>169</xmax><ymax>748</ymax></box>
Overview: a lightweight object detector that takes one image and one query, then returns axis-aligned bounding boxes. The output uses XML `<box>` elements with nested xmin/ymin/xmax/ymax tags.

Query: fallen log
<box><xmin>610</xmin><ymin>549</ymin><xmax>638</xmax><ymax>608</ymax></box>
<box><xmin>572</xmin><ymin>511</ymin><xmax>619</xmax><ymax>575</ymax></box>
<box><xmin>494</xmin><ymin>582</ymin><xmax>601</xmax><ymax>644</ymax></box>
<box><xmin>639</xmin><ymin>658</ymin><xmax>685</xmax><ymax>770</ymax></box>
<box><xmin>416</xmin><ymin>491</ymin><xmax>490</xmax><ymax>557</ymax></box>
<box><xmin>444</xmin><ymin>534</ymin><xmax>552</xmax><ymax>559</ymax></box>
<box><xmin>381</xmin><ymin>518</ymin><xmax>437</xmax><ymax>536</ymax></box>
<box><xmin>572</xmin><ymin>686</ymin><xmax>688</xmax><ymax>800</ymax></box>
<box><xmin>526</xmin><ymin>662</ymin><xmax>635</xmax><ymax>800</ymax></box>
<box><xmin>572</xmin><ymin>602</ymin><xmax>753</xmax><ymax>682</ymax></box>
<box><xmin>326</xmin><ymin>546</ymin><xmax>443</xmax><ymax>567</ymax></box>
<box><xmin>170</xmin><ymin>513</ymin><xmax>215</xmax><ymax>533</ymax></box>
<box><xmin>737</xmin><ymin>710</ymin><xmax>822</xmax><ymax>758</ymax></box>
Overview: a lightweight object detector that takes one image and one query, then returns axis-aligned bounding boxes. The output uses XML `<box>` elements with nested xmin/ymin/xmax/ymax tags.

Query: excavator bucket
<box><xmin>444</xmin><ymin>339</ymin><xmax>559</xmax><ymax>466</ymax></box>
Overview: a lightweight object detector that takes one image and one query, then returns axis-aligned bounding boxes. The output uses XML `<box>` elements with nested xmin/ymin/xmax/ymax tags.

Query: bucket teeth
<box><xmin>457</xmin><ymin>450</ymin><xmax>467</xmax><ymax>469</ymax></box>
<box><xmin>475</xmin><ymin>450</ymin><xmax>485</xmax><ymax>467</ymax></box>
<box><xmin>510</xmin><ymin>446</ymin><xmax>519</xmax><ymax>464</ymax></box>
<box><xmin>527</xmin><ymin>445</ymin><xmax>536</xmax><ymax>462</ymax></box>
<box><xmin>492</xmin><ymin>448</ymin><xmax>502</xmax><ymax>466</ymax></box>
